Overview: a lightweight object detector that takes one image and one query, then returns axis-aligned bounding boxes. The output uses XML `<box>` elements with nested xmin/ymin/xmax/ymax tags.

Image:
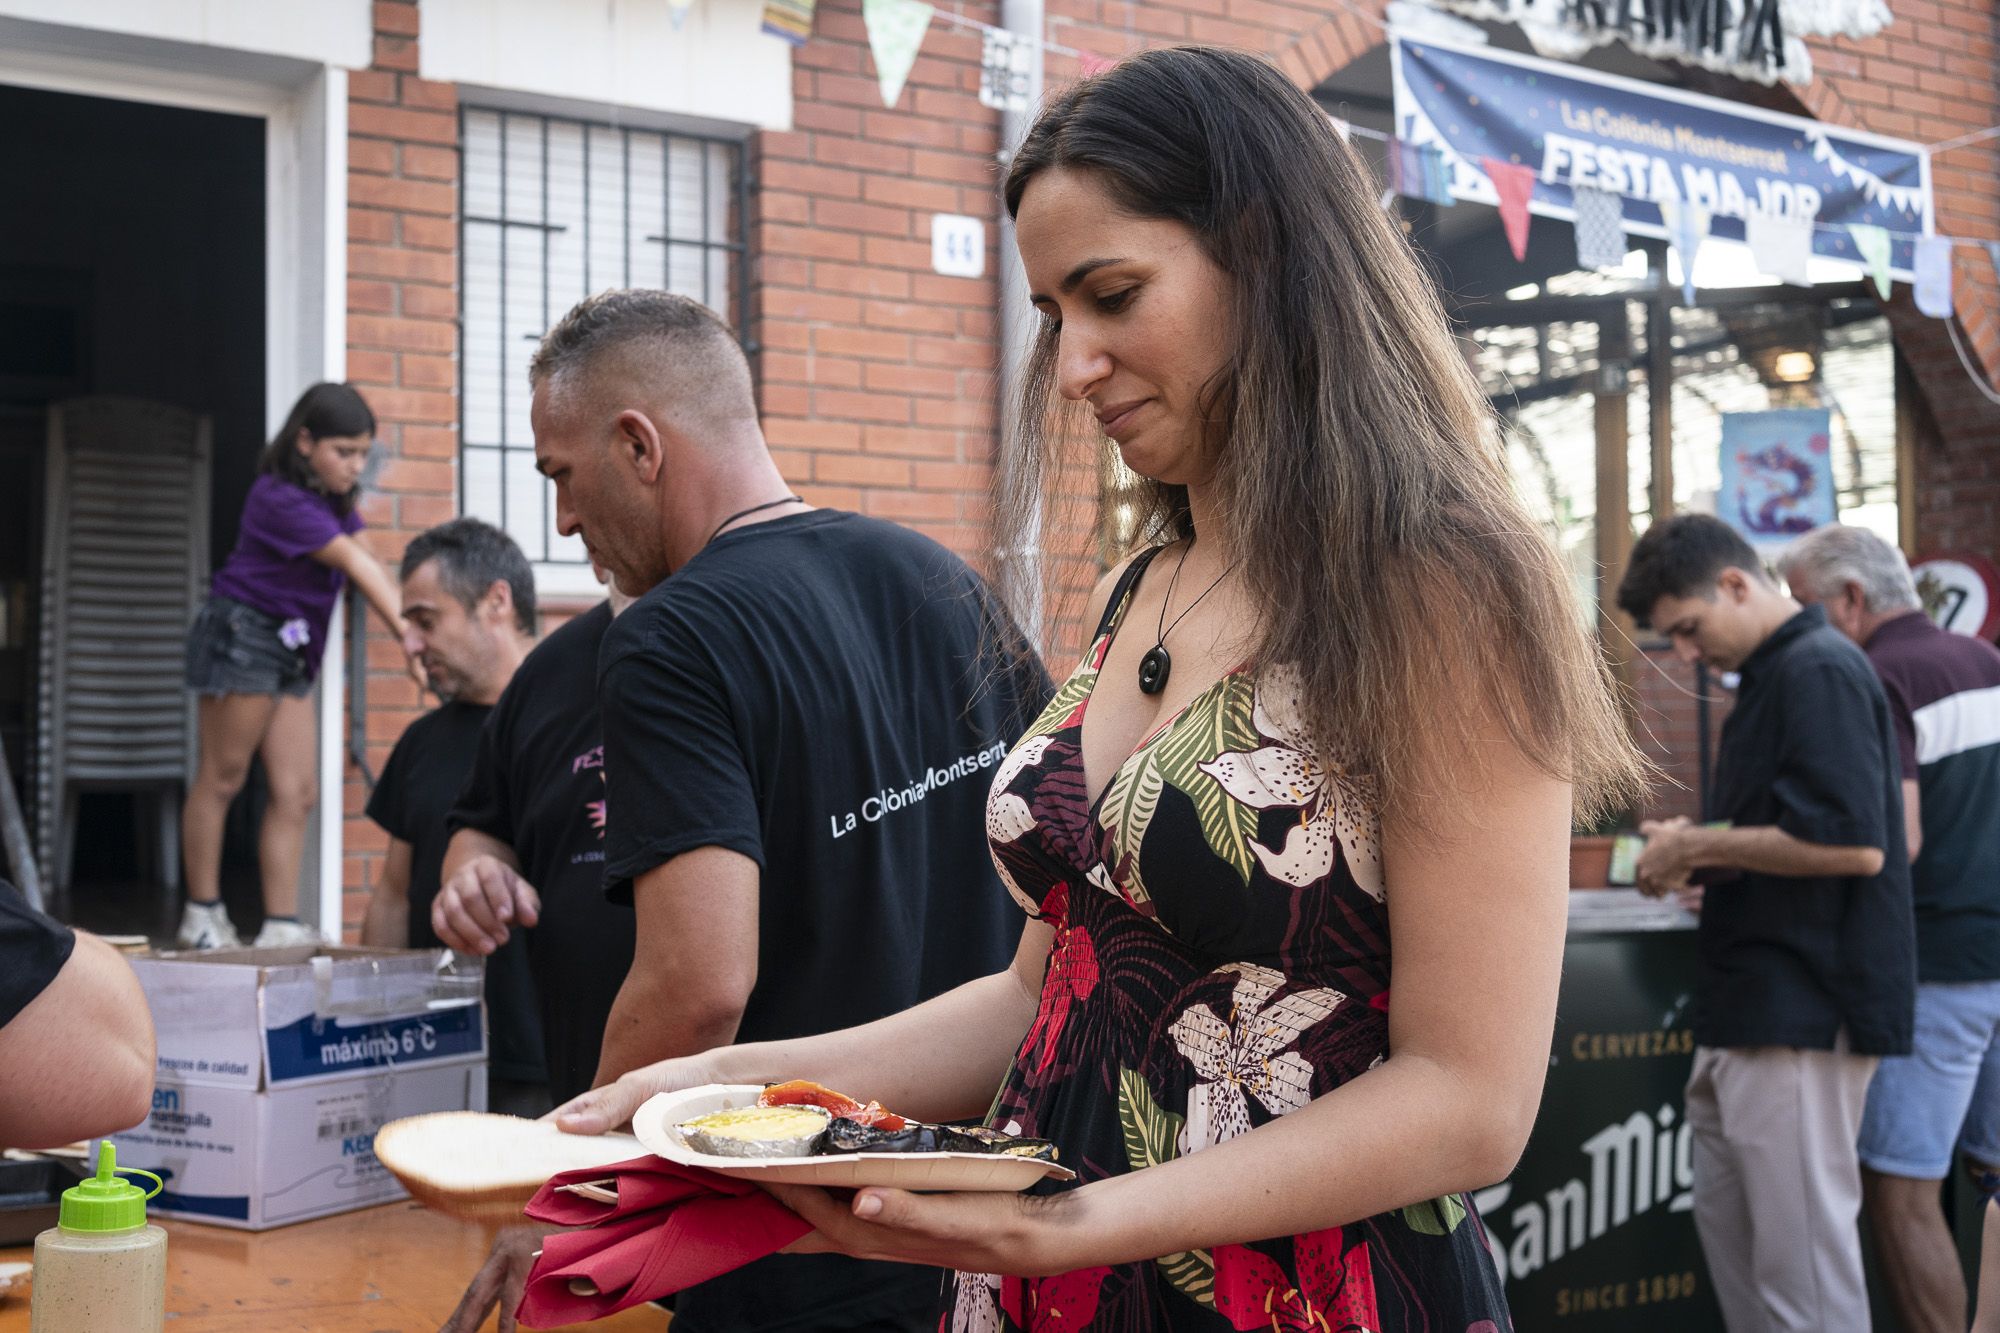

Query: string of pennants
<box><xmin>762</xmin><ymin>0</ymin><xmax>1115</xmax><ymax>111</ymax></box>
<box><xmin>1377</xmin><ymin>137</ymin><xmax>1992</xmax><ymax>320</ymax></box>
<box><xmin>749</xmin><ymin>0</ymin><xmax>1996</xmax><ymax>326</ymax></box>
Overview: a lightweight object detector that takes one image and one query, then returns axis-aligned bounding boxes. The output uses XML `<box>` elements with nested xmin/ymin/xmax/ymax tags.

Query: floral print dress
<box><xmin>950</xmin><ymin>547</ymin><xmax>1511</xmax><ymax>1333</ymax></box>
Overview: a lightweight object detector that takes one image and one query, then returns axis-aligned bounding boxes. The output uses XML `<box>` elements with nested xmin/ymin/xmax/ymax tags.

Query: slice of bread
<box><xmin>373</xmin><ymin>1112</ymin><xmax>643</xmax><ymax>1224</ymax></box>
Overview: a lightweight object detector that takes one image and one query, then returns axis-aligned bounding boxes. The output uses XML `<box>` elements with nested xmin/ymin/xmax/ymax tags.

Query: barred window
<box><xmin>459</xmin><ymin>106</ymin><xmax>745</xmax><ymax>571</ymax></box>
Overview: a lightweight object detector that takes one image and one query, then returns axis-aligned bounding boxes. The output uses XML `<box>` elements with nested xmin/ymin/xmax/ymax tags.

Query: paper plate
<box><xmin>633</xmin><ymin>1085</ymin><xmax>1074</xmax><ymax>1191</ymax></box>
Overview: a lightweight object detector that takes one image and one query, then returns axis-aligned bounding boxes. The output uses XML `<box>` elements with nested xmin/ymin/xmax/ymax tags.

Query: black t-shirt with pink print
<box><xmin>450</xmin><ymin>600</ymin><xmax>634</xmax><ymax>1106</ymax></box>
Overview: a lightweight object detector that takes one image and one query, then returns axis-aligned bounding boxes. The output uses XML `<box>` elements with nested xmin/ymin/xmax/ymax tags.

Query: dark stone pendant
<box><xmin>1138</xmin><ymin>644</ymin><xmax>1172</xmax><ymax>695</ymax></box>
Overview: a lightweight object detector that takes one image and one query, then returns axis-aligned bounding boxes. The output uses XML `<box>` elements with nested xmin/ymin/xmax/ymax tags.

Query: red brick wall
<box><xmin>340</xmin><ymin>0</ymin><xmax>459</xmax><ymax>938</ymax></box>
<box><xmin>752</xmin><ymin>1</ymin><xmax>1007</xmax><ymax>567</ymax></box>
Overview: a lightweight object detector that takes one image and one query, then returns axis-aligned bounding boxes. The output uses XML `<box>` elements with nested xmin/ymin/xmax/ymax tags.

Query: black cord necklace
<box><xmin>706</xmin><ymin>495</ymin><xmax>804</xmax><ymax>546</ymax></box>
<box><xmin>1137</xmin><ymin>542</ymin><xmax>1237</xmax><ymax>696</ymax></box>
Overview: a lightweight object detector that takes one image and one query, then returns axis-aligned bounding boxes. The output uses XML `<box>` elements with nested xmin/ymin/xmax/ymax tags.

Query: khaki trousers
<box><xmin>1685</xmin><ymin>1036</ymin><xmax>1880</xmax><ymax>1332</ymax></box>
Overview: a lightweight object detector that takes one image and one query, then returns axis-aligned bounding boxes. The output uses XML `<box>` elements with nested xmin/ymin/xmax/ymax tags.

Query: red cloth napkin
<box><xmin>515</xmin><ymin>1155</ymin><xmax>812</xmax><ymax>1328</ymax></box>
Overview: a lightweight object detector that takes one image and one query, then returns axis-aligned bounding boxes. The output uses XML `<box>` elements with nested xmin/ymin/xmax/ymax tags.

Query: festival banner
<box><xmin>1718</xmin><ymin>408</ymin><xmax>1837</xmax><ymax>550</ymax></box>
<box><xmin>1390</xmin><ymin>37</ymin><xmax>1933</xmax><ymax>279</ymax></box>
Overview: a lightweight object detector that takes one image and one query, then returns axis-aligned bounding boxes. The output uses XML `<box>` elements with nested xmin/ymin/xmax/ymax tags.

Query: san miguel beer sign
<box><xmin>1409</xmin><ymin>0</ymin><xmax>1892</xmax><ymax>84</ymax></box>
<box><xmin>1473</xmin><ymin>921</ymin><xmax>1723</xmax><ymax>1327</ymax></box>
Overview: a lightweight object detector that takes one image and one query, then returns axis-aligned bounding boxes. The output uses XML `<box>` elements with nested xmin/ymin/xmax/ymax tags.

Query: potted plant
<box><xmin>1569</xmin><ymin>808</ymin><xmax>1631</xmax><ymax>889</ymax></box>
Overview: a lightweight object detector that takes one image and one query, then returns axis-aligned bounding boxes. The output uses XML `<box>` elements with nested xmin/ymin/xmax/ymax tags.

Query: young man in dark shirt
<box><xmin>1617</xmin><ymin>513</ymin><xmax>1915</xmax><ymax>1333</ymax></box>
<box><xmin>456</xmin><ymin>288</ymin><xmax>1050</xmax><ymax>1333</ymax></box>
<box><xmin>361</xmin><ymin>518</ymin><xmax>549</xmax><ymax>1115</ymax></box>
<box><xmin>1781</xmin><ymin>523</ymin><xmax>2000</xmax><ymax>1333</ymax></box>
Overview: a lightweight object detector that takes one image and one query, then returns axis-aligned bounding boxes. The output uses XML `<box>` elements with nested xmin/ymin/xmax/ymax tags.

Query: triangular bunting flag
<box><xmin>668</xmin><ymin>0</ymin><xmax>694</xmax><ymax>28</ymax></box>
<box><xmin>1660</xmin><ymin>197</ymin><xmax>1710</xmax><ymax>305</ymax></box>
<box><xmin>760</xmin><ymin>0</ymin><xmax>816</xmax><ymax>44</ymax></box>
<box><xmin>863</xmin><ymin>0</ymin><xmax>933</xmax><ymax>108</ymax></box>
<box><xmin>1422</xmin><ymin>145</ymin><xmax>1454</xmax><ymax>207</ymax></box>
<box><xmin>1572</xmin><ymin>186</ymin><xmax>1625</xmax><ymax>271</ymax></box>
<box><xmin>1389</xmin><ymin>139</ymin><xmax>1452</xmax><ymax>207</ymax></box>
<box><xmin>1482</xmin><ymin>157</ymin><xmax>1536</xmax><ymax>262</ymax></box>
<box><xmin>1849</xmin><ymin>223</ymin><xmax>1892</xmax><ymax>299</ymax></box>
<box><xmin>1913</xmin><ymin>236</ymin><xmax>1954</xmax><ymax>319</ymax></box>
<box><xmin>1387</xmin><ymin>137</ymin><xmax>1412</xmax><ymax>196</ymax></box>
<box><xmin>1078</xmin><ymin>50</ymin><xmax>1117</xmax><ymax>76</ymax></box>
<box><xmin>1746</xmin><ymin>212</ymin><xmax>1813</xmax><ymax>287</ymax></box>
<box><xmin>979</xmin><ymin>27</ymin><xmax>1034</xmax><ymax>112</ymax></box>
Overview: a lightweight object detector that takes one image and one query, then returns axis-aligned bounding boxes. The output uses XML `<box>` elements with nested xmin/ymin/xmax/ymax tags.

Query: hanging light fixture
<box><xmin>1773</xmin><ymin>350</ymin><xmax>1817</xmax><ymax>382</ymax></box>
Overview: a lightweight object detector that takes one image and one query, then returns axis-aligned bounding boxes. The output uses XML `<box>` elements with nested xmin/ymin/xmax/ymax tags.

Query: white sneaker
<box><xmin>175</xmin><ymin>900</ymin><xmax>241</xmax><ymax>950</ymax></box>
<box><xmin>251</xmin><ymin>917</ymin><xmax>322</xmax><ymax>949</ymax></box>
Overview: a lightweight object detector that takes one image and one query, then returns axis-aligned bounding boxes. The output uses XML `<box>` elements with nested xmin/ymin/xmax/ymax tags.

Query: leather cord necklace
<box><xmin>1137</xmin><ymin>541</ymin><xmax>1237</xmax><ymax>696</ymax></box>
<box><xmin>706</xmin><ymin>495</ymin><xmax>804</xmax><ymax>546</ymax></box>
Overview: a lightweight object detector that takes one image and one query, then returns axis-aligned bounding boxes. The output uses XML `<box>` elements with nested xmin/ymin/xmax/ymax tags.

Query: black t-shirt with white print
<box><xmin>598</xmin><ymin>509</ymin><xmax>1052</xmax><ymax>1333</ymax></box>
<box><xmin>450</xmin><ymin>601</ymin><xmax>635</xmax><ymax>1107</ymax></box>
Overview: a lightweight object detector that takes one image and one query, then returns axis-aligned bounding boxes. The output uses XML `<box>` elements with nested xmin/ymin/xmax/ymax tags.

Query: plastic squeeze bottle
<box><xmin>29</xmin><ymin>1142</ymin><xmax>167</xmax><ymax>1332</ymax></box>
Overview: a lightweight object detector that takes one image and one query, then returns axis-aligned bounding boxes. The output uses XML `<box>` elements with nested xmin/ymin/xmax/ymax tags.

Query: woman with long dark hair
<box><xmin>177</xmin><ymin>383</ymin><xmax>416</xmax><ymax>949</ymax></box>
<box><xmin>553</xmin><ymin>47</ymin><xmax>1645</xmax><ymax>1329</ymax></box>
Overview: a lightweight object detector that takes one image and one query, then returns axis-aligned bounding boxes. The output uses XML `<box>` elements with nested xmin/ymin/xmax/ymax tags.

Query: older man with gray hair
<box><xmin>1781</xmin><ymin>523</ymin><xmax>2000</xmax><ymax>1333</ymax></box>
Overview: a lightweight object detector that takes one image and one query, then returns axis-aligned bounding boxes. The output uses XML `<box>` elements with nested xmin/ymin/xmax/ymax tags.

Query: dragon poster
<box><xmin>1719</xmin><ymin>409</ymin><xmax>1837</xmax><ymax>550</ymax></box>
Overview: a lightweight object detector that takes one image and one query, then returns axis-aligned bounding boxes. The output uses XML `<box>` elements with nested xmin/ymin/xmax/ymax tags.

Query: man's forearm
<box><xmin>593</xmin><ymin>970</ymin><xmax>744</xmax><ymax>1088</ymax></box>
<box><xmin>360</xmin><ymin>895</ymin><xmax>407</xmax><ymax>948</ymax></box>
<box><xmin>1689</xmin><ymin>824</ymin><xmax>1884</xmax><ymax>878</ymax></box>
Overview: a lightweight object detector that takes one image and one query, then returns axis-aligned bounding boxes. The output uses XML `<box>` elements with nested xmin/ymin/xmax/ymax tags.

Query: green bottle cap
<box><xmin>58</xmin><ymin>1143</ymin><xmax>162</xmax><ymax>1233</ymax></box>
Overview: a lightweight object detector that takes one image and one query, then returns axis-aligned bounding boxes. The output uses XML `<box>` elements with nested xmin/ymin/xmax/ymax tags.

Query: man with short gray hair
<box><xmin>501</xmin><ymin>289</ymin><xmax>1050</xmax><ymax>1333</ymax></box>
<box><xmin>363</xmin><ymin>517</ymin><xmax>549</xmax><ymax>1117</ymax></box>
<box><xmin>1784</xmin><ymin>523</ymin><xmax>2000</xmax><ymax>1333</ymax></box>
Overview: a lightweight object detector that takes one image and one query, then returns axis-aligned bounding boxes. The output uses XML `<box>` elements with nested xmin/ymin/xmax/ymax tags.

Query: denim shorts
<box><xmin>1857</xmin><ymin>978</ymin><xmax>2000</xmax><ymax>1179</ymax></box>
<box><xmin>184</xmin><ymin>596</ymin><xmax>314</xmax><ymax>698</ymax></box>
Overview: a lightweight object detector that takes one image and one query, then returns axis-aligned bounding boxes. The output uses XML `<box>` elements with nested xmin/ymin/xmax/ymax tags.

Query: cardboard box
<box><xmin>104</xmin><ymin>946</ymin><xmax>489</xmax><ymax>1229</ymax></box>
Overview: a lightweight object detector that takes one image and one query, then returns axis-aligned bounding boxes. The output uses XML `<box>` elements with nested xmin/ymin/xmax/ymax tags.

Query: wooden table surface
<box><xmin>0</xmin><ymin>1202</ymin><xmax>668</xmax><ymax>1331</ymax></box>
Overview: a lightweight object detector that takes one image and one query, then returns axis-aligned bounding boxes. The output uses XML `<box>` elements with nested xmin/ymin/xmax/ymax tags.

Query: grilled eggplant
<box><xmin>937</xmin><ymin>1125</ymin><xmax>1060</xmax><ymax>1162</ymax></box>
<box><xmin>817</xmin><ymin>1117</ymin><xmax>941</xmax><ymax>1155</ymax></box>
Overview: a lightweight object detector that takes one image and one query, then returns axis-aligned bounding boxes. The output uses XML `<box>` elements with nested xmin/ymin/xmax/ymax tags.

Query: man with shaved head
<box><xmin>476</xmin><ymin>290</ymin><xmax>1049</xmax><ymax>1333</ymax></box>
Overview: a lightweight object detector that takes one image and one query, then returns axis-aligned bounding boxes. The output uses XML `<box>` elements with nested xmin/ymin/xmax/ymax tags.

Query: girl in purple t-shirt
<box><xmin>178</xmin><ymin>383</ymin><xmax>415</xmax><ymax>949</ymax></box>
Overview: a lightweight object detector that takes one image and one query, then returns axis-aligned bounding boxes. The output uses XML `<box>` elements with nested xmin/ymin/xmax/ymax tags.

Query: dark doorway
<box><xmin>0</xmin><ymin>84</ymin><xmax>265</xmax><ymax>935</ymax></box>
